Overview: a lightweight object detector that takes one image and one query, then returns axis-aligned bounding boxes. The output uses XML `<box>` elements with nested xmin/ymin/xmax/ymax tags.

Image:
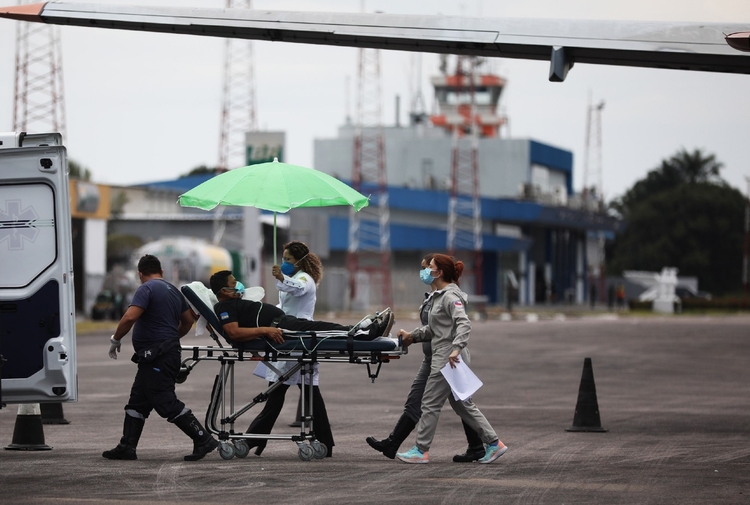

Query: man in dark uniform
<box><xmin>103</xmin><ymin>254</ymin><xmax>219</xmax><ymax>461</ymax></box>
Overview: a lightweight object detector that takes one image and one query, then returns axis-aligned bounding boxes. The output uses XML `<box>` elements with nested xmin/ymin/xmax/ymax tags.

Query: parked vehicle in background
<box><xmin>91</xmin><ymin>290</ymin><xmax>126</xmax><ymax>320</ymax></box>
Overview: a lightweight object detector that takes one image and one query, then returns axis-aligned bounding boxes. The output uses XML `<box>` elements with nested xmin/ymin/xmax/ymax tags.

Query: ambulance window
<box><xmin>0</xmin><ymin>183</ymin><xmax>57</xmax><ymax>288</ymax></box>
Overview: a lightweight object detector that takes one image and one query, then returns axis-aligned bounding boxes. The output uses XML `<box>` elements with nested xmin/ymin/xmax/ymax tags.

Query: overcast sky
<box><xmin>1</xmin><ymin>0</ymin><xmax>750</xmax><ymax>200</ymax></box>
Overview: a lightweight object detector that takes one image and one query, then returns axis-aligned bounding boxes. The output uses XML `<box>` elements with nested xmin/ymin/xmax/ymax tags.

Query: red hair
<box><xmin>431</xmin><ymin>254</ymin><xmax>464</xmax><ymax>285</ymax></box>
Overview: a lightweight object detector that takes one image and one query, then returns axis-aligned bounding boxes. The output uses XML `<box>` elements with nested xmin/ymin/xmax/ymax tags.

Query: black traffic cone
<box><xmin>41</xmin><ymin>402</ymin><xmax>70</xmax><ymax>425</ymax></box>
<box><xmin>5</xmin><ymin>403</ymin><xmax>53</xmax><ymax>450</ymax></box>
<box><xmin>566</xmin><ymin>357</ymin><xmax>608</xmax><ymax>432</ymax></box>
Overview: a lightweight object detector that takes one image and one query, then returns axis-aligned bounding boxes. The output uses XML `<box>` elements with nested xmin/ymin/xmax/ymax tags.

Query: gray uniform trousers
<box><xmin>415</xmin><ymin>346</ymin><xmax>497</xmax><ymax>452</ymax></box>
<box><xmin>403</xmin><ymin>342</ymin><xmax>432</xmax><ymax>423</ymax></box>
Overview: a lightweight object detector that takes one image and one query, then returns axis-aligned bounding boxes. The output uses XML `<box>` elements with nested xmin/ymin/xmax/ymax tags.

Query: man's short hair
<box><xmin>210</xmin><ymin>270</ymin><xmax>233</xmax><ymax>294</ymax></box>
<box><xmin>137</xmin><ymin>254</ymin><xmax>162</xmax><ymax>276</ymax></box>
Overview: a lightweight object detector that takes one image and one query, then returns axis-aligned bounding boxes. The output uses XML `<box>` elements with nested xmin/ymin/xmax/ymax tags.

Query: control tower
<box><xmin>429</xmin><ymin>63</ymin><xmax>506</xmax><ymax>138</ymax></box>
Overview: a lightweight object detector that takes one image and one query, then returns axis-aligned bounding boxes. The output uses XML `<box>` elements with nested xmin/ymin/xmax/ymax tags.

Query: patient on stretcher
<box><xmin>209</xmin><ymin>270</ymin><xmax>394</xmax><ymax>347</ymax></box>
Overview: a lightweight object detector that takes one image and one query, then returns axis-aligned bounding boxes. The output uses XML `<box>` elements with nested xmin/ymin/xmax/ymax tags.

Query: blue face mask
<box><xmin>234</xmin><ymin>281</ymin><xmax>245</xmax><ymax>296</ymax></box>
<box><xmin>280</xmin><ymin>261</ymin><xmax>296</xmax><ymax>276</ymax></box>
<box><xmin>420</xmin><ymin>267</ymin><xmax>434</xmax><ymax>285</ymax></box>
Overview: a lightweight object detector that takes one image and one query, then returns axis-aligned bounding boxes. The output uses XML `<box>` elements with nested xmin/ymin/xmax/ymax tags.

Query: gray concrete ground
<box><xmin>1</xmin><ymin>314</ymin><xmax>749</xmax><ymax>504</ymax></box>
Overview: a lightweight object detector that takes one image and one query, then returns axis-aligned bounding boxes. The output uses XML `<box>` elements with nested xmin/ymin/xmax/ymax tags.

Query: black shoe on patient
<box><xmin>369</xmin><ymin>309</ymin><xmax>394</xmax><ymax>339</ymax></box>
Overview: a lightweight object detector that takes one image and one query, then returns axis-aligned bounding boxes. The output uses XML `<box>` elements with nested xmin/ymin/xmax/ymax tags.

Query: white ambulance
<box><xmin>0</xmin><ymin>132</ymin><xmax>77</xmax><ymax>407</ymax></box>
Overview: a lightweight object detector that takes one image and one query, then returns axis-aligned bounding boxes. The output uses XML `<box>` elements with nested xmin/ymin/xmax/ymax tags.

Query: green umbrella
<box><xmin>177</xmin><ymin>158</ymin><xmax>369</xmax><ymax>261</ymax></box>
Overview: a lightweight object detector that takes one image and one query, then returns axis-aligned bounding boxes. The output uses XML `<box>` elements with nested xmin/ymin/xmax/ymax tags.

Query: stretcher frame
<box><xmin>179</xmin><ymin>285</ymin><xmax>406</xmax><ymax>461</ymax></box>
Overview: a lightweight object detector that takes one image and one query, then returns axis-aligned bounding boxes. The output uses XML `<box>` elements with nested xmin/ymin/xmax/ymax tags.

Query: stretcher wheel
<box><xmin>298</xmin><ymin>444</ymin><xmax>314</xmax><ymax>461</ymax></box>
<box><xmin>219</xmin><ymin>442</ymin><xmax>235</xmax><ymax>460</ymax></box>
<box><xmin>311</xmin><ymin>440</ymin><xmax>327</xmax><ymax>459</ymax></box>
<box><xmin>233</xmin><ymin>440</ymin><xmax>250</xmax><ymax>458</ymax></box>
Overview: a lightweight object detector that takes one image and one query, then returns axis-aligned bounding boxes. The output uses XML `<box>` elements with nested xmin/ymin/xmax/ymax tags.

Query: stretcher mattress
<box><xmin>238</xmin><ymin>334</ymin><xmax>399</xmax><ymax>353</ymax></box>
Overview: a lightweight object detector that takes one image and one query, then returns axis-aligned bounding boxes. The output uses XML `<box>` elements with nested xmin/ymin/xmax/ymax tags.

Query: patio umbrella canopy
<box><xmin>177</xmin><ymin>159</ymin><xmax>369</xmax><ymax>261</ymax></box>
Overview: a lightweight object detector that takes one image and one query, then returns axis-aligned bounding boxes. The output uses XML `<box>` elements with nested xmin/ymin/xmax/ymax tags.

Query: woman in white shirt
<box><xmin>243</xmin><ymin>241</ymin><xmax>335</xmax><ymax>457</ymax></box>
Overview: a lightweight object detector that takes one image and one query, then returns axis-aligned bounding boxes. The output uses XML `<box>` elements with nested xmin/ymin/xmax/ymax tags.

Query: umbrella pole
<box><xmin>273</xmin><ymin>211</ymin><xmax>277</xmax><ymax>264</ymax></box>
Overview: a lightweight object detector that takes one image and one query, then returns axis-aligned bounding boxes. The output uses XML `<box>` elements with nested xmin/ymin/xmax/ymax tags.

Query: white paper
<box><xmin>253</xmin><ymin>362</ymin><xmax>268</xmax><ymax>379</ymax></box>
<box><xmin>440</xmin><ymin>360</ymin><xmax>483</xmax><ymax>401</ymax></box>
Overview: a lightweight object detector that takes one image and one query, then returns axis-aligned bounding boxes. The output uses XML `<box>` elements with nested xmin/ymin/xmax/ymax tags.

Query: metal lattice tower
<box><xmin>215</xmin><ymin>0</ymin><xmax>258</xmax><ymax>246</ymax></box>
<box><xmin>583</xmin><ymin>95</ymin><xmax>605</xmax><ymax>202</ymax></box>
<box><xmin>347</xmin><ymin>45</ymin><xmax>393</xmax><ymax>309</ymax></box>
<box><xmin>13</xmin><ymin>0</ymin><xmax>66</xmax><ymax>136</ymax></box>
<box><xmin>217</xmin><ymin>0</ymin><xmax>257</xmax><ymax>173</ymax></box>
<box><xmin>583</xmin><ymin>94</ymin><xmax>606</xmax><ymax>302</ymax></box>
<box><xmin>447</xmin><ymin>56</ymin><xmax>483</xmax><ymax>295</ymax></box>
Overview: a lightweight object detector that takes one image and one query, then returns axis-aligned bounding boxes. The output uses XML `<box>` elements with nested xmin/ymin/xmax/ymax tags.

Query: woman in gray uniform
<box><xmin>365</xmin><ymin>253</ymin><xmax>484</xmax><ymax>462</ymax></box>
<box><xmin>395</xmin><ymin>253</ymin><xmax>507</xmax><ymax>464</ymax></box>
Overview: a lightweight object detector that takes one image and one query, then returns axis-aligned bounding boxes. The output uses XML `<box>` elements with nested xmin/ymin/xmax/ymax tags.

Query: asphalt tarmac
<box><xmin>1</xmin><ymin>313</ymin><xmax>749</xmax><ymax>504</ymax></box>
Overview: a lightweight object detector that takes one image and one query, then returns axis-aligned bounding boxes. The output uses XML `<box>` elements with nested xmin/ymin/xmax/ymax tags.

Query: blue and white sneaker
<box><xmin>478</xmin><ymin>441</ymin><xmax>507</xmax><ymax>464</ymax></box>
<box><xmin>396</xmin><ymin>445</ymin><xmax>429</xmax><ymax>464</ymax></box>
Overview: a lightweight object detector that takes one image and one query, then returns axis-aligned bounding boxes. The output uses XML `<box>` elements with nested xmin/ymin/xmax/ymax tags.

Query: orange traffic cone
<box><xmin>5</xmin><ymin>403</ymin><xmax>53</xmax><ymax>450</ymax></box>
<box><xmin>566</xmin><ymin>358</ymin><xmax>608</xmax><ymax>432</ymax></box>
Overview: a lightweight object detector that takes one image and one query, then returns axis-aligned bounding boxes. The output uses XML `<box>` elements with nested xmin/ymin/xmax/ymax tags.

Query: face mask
<box><xmin>234</xmin><ymin>281</ymin><xmax>245</xmax><ymax>296</ymax></box>
<box><xmin>420</xmin><ymin>267</ymin><xmax>434</xmax><ymax>285</ymax></box>
<box><xmin>280</xmin><ymin>261</ymin><xmax>296</xmax><ymax>276</ymax></box>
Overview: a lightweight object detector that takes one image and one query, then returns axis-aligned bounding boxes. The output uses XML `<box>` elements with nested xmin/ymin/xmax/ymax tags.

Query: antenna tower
<box><xmin>583</xmin><ymin>94</ymin><xmax>606</xmax><ymax>303</ymax></box>
<box><xmin>218</xmin><ymin>0</ymin><xmax>258</xmax><ymax>173</ymax></box>
<box><xmin>215</xmin><ymin>0</ymin><xmax>258</xmax><ymax>245</ymax></box>
<box><xmin>347</xmin><ymin>43</ymin><xmax>393</xmax><ymax>310</ymax></box>
<box><xmin>583</xmin><ymin>95</ymin><xmax>605</xmax><ymax>203</ymax></box>
<box><xmin>13</xmin><ymin>0</ymin><xmax>67</xmax><ymax>136</ymax></box>
<box><xmin>447</xmin><ymin>55</ymin><xmax>483</xmax><ymax>295</ymax></box>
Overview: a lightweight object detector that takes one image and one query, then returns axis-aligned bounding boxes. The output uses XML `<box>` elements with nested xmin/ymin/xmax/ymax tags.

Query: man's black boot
<box><xmin>366</xmin><ymin>413</ymin><xmax>416</xmax><ymax>459</ymax></box>
<box><xmin>103</xmin><ymin>414</ymin><xmax>145</xmax><ymax>460</ymax></box>
<box><xmin>172</xmin><ymin>412</ymin><xmax>220</xmax><ymax>461</ymax></box>
<box><xmin>453</xmin><ymin>420</ymin><xmax>485</xmax><ymax>463</ymax></box>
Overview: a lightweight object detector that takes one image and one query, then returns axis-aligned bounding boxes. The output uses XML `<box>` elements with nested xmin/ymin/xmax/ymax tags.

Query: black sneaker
<box><xmin>453</xmin><ymin>446</ymin><xmax>485</xmax><ymax>463</ymax></box>
<box><xmin>347</xmin><ymin>314</ymin><xmax>375</xmax><ymax>337</ymax></box>
<box><xmin>369</xmin><ymin>309</ymin><xmax>394</xmax><ymax>339</ymax></box>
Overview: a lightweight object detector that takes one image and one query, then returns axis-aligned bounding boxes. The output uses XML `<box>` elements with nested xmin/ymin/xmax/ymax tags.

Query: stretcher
<box><xmin>178</xmin><ymin>284</ymin><xmax>407</xmax><ymax>461</ymax></box>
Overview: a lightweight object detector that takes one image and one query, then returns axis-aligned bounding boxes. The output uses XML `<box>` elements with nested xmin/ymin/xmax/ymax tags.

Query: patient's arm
<box><xmin>222</xmin><ymin>322</ymin><xmax>285</xmax><ymax>344</ymax></box>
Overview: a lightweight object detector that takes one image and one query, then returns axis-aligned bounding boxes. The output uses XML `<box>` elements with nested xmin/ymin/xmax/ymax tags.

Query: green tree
<box><xmin>180</xmin><ymin>165</ymin><xmax>219</xmax><ymax>178</ymax></box>
<box><xmin>68</xmin><ymin>159</ymin><xmax>91</xmax><ymax>180</ymax></box>
<box><xmin>608</xmin><ymin>149</ymin><xmax>745</xmax><ymax>295</ymax></box>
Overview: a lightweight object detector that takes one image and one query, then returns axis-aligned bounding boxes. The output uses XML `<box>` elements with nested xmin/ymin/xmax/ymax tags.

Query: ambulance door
<box><xmin>0</xmin><ymin>132</ymin><xmax>77</xmax><ymax>405</ymax></box>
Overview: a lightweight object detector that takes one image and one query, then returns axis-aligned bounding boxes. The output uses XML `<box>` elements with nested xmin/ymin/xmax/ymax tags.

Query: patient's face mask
<box><xmin>235</xmin><ymin>281</ymin><xmax>246</xmax><ymax>296</ymax></box>
<box><xmin>226</xmin><ymin>281</ymin><xmax>245</xmax><ymax>297</ymax></box>
<box><xmin>420</xmin><ymin>267</ymin><xmax>434</xmax><ymax>285</ymax></box>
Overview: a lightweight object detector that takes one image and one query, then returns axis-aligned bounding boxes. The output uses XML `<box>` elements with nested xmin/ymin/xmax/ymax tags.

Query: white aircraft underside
<box><xmin>1</xmin><ymin>2</ymin><xmax>750</xmax><ymax>81</ymax></box>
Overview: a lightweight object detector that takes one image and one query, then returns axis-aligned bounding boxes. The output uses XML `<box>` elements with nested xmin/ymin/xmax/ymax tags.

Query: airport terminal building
<box><xmin>106</xmin><ymin>66</ymin><xmax>619</xmax><ymax>312</ymax></box>
<box><xmin>310</xmin><ymin>122</ymin><xmax>619</xmax><ymax>308</ymax></box>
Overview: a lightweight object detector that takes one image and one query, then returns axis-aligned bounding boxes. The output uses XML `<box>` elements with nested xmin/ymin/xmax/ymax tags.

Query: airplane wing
<box><xmin>1</xmin><ymin>2</ymin><xmax>749</xmax><ymax>81</ymax></box>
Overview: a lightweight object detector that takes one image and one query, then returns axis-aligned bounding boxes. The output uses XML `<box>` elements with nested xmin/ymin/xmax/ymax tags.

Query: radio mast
<box><xmin>346</xmin><ymin>4</ymin><xmax>392</xmax><ymax>310</ymax></box>
<box><xmin>13</xmin><ymin>0</ymin><xmax>66</xmax><ymax>136</ymax></box>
